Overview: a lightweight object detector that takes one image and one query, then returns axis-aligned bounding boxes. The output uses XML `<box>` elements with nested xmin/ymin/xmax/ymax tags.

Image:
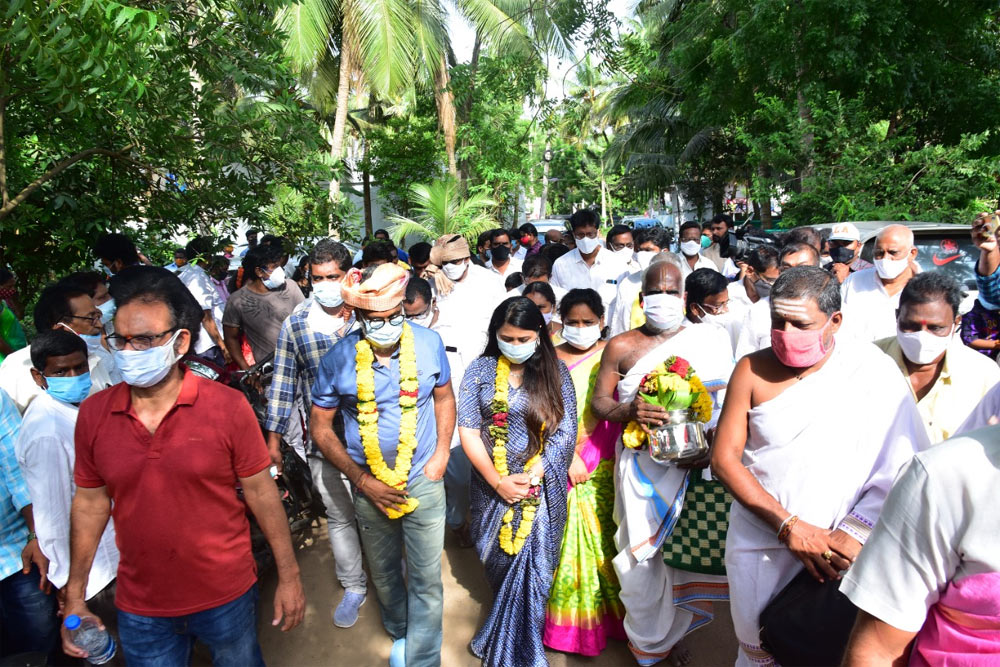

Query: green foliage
<box><xmin>385</xmin><ymin>178</ymin><xmax>497</xmax><ymax>244</ymax></box>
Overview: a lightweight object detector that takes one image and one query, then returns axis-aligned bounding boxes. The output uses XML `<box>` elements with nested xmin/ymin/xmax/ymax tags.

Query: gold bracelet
<box><xmin>493</xmin><ymin>476</ymin><xmax>504</xmax><ymax>491</ymax></box>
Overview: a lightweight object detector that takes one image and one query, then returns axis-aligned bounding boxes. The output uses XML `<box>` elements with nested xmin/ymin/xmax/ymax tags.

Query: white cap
<box><xmin>829</xmin><ymin>223</ymin><xmax>860</xmax><ymax>242</ymax></box>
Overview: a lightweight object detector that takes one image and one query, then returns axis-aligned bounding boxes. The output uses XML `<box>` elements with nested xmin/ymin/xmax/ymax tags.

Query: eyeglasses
<box><xmin>107</xmin><ymin>328</ymin><xmax>177</xmax><ymax>351</ymax></box>
<box><xmin>609</xmin><ymin>242</ymin><xmax>634</xmax><ymax>251</ymax></box>
<box><xmin>699</xmin><ymin>301</ymin><xmax>729</xmax><ymax>315</ymax></box>
<box><xmin>66</xmin><ymin>312</ymin><xmax>103</xmax><ymax>326</ymax></box>
<box><xmin>362</xmin><ymin>314</ymin><xmax>405</xmax><ymax>330</ymax></box>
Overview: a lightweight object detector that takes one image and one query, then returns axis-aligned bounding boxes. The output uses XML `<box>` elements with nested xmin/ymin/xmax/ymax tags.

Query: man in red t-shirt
<box><xmin>60</xmin><ymin>267</ymin><xmax>304</xmax><ymax>666</ymax></box>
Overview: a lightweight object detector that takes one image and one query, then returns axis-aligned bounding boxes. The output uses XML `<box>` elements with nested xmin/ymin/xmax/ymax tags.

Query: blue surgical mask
<box><xmin>79</xmin><ymin>333</ymin><xmax>103</xmax><ymax>355</ymax></box>
<box><xmin>44</xmin><ymin>373</ymin><xmax>92</xmax><ymax>405</ymax></box>
<box><xmin>361</xmin><ymin>317</ymin><xmax>404</xmax><ymax>348</ymax></box>
<box><xmin>97</xmin><ymin>299</ymin><xmax>116</xmax><ymax>325</ymax></box>
<box><xmin>311</xmin><ymin>280</ymin><xmax>343</xmax><ymax>308</ymax></box>
<box><xmin>113</xmin><ymin>331</ymin><xmax>182</xmax><ymax>388</ymax></box>
<box><xmin>497</xmin><ymin>337</ymin><xmax>538</xmax><ymax>364</ymax></box>
<box><xmin>262</xmin><ymin>266</ymin><xmax>286</xmax><ymax>290</ymax></box>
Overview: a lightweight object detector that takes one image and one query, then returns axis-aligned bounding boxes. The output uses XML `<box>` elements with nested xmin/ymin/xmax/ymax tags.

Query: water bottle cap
<box><xmin>64</xmin><ymin>614</ymin><xmax>81</xmax><ymax>630</ymax></box>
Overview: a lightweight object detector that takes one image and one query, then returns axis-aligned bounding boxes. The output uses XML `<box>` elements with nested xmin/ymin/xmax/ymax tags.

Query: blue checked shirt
<box><xmin>0</xmin><ymin>389</ymin><xmax>30</xmax><ymax>580</ymax></box>
<box><xmin>977</xmin><ymin>265</ymin><xmax>1000</xmax><ymax>309</ymax></box>
<box><xmin>264</xmin><ymin>300</ymin><xmax>356</xmax><ymax>442</ymax></box>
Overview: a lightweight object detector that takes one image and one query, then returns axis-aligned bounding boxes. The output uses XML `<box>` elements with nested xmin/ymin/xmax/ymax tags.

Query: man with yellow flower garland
<box><xmin>593</xmin><ymin>261</ymin><xmax>735</xmax><ymax>666</ymax></box>
<box><xmin>310</xmin><ymin>263</ymin><xmax>456</xmax><ymax>667</ymax></box>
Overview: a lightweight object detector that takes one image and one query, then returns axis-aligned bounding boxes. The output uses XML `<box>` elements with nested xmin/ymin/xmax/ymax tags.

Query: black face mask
<box><xmin>829</xmin><ymin>245</ymin><xmax>856</xmax><ymax>264</ymax></box>
<box><xmin>491</xmin><ymin>245</ymin><xmax>511</xmax><ymax>263</ymax></box>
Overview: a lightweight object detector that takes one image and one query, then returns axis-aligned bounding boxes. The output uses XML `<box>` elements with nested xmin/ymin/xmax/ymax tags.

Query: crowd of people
<box><xmin>0</xmin><ymin>209</ymin><xmax>997</xmax><ymax>667</ymax></box>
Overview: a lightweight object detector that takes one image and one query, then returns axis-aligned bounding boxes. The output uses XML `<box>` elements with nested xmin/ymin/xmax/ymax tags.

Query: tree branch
<box><xmin>0</xmin><ymin>144</ymin><xmax>136</xmax><ymax>220</ymax></box>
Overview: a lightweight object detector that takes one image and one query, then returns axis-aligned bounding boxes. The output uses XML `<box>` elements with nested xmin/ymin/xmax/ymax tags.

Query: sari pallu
<box><xmin>544</xmin><ymin>349</ymin><xmax>626</xmax><ymax>656</ymax></box>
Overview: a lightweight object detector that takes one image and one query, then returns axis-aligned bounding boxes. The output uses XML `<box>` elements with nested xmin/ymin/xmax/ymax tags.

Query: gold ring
<box><xmin>822</xmin><ymin>550</ymin><xmax>834</xmax><ymax>561</ymax></box>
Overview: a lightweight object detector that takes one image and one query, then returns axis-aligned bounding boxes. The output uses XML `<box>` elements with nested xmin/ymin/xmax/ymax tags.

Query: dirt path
<box><xmin>256</xmin><ymin>526</ymin><xmax>738</xmax><ymax>666</ymax></box>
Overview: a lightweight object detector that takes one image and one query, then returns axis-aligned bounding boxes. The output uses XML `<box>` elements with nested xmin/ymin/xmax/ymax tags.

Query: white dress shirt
<box><xmin>840</xmin><ymin>267</ymin><xmax>905</xmax><ymax>343</ymax></box>
<box><xmin>14</xmin><ymin>392</ymin><xmax>119</xmax><ymax>598</ymax></box>
<box><xmin>488</xmin><ymin>256</ymin><xmax>523</xmax><ymax>279</ymax></box>
<box><xmin>551</xmin><ymin>247</ymin><xmax>629</xmax><ymax>311</ymax></box>
<box><xmin>179</xmin><ymin>263</ymin><xmax>224</xmax><ymax>354</ymax></box>
<box><xmin>608</xmin><ymin>270</ymin><xmax>643</xmax><ymax>337</ymax></box>
<box><xmin>679</xmin><ymin>253</ymin><xmax>720</xmax><ymax>281</ymax></box>
<box><xmin>735</xmin><ymin>296</ymin><xmax>772</xmax><ymax>359</ymax></box>
<box><xmin>0</xmin><ymin>346</ymin><xmax>114</xmax><ymax>414</ymax></box>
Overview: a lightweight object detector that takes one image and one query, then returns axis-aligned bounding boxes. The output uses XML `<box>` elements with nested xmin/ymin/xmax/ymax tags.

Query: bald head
<box><xmin>874</xmin><ymin>224</ymin><xmax>917</xmax><ymax>268</ymax></box>
<box><xmin>642</xmin><ymin>261</ymin><xmax>683</xmax><ymax>297</ymax></box>
<box><xmin>876</xmin><ymin>224</ymin><xmax>914</xmax><ymax>248</ymax></box>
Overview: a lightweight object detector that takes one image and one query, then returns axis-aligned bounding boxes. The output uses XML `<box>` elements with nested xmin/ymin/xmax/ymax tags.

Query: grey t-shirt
<box><xmin>222</xmin><ymin>279</ymin><xmax>304</xmax><ymax>363</ymax></box>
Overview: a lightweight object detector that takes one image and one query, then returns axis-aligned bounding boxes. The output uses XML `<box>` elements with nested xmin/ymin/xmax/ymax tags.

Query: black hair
<box><xmin>490</xmin><ymin>228</ymin><xmax>511</xmax><ymax>244</ymax></box>
<box><xmin>242</xmin><ymin>242</ymin><xmax>284</xmax><ymax>280</ymax></box>
<box><xmin>173</xmin><ymin>248</ymin><xmax>188</xmax><ymax>259</ymax></box>
<box><xmin>899</xmin><ymin>271</ymin><xmax>965</xmax><ymax>318</ymax></box>
<box><xmin>373</xmin><ymin>229</ymin><xmax>390</xmax><ymax>240</ymax></box>
<box><xmin>606</xmin><ymin>224</ymin><xmax>631</xmax><ymax>245</ymax></box>
<box><xmin>710</xmin><ymin>213</ymin><xmax>734</xmax><ymax>227</ymax></box>
<box><xmin>701</xmin><ymin>221</ymin><xmax>713</xmax><ymax>231</ymax></box>
<box><xmin>308</xmin><ymin>239</ymin><xmax>353</xmax><ymax>272</ymax></box>
<box><xmin>94</xmin><ymin>232</ymin><xmax>139</xmax><ymax>266</ymax></box>
<box><xmin>522</xmin><ymin>281</ymin><xmax>557</xmax><ymax>307</ymax></box>
<box><xmin>409</xmin><ymin>242</ymin><xmax>432</xmax><ymax>265</ymax></box>
<box><xmin>482</xmin><ymin>297</ymin><xmax>564</xmax><ymax>458</ymax></box>
<box><xmin>779</xmin><ymin>242</ymin><xmax>820</xmax><ymax>266</ymax></box>
<box><xmin>404</xmin><ymin>277</ymin><xmax>433</xmax><ymax>305</ymax></box>
<box><xmin>539</xmin><ymin>243</ymin><xmax>570</xmax><ymax>266</ymax></box>
<box><xmin>685</xmin><ymin>268</ymin><xmax>729</xmax><ymax>310</ymax></box>
<box><xmin>30</xmin><ymin>329</ymin><xmax>87</xmax><ymax>371</ymax></box>
<box><xmin>0</xmin><ymin>268</ymin><xmax>13</xmax><ymax>284</ymax></box>
<box><xmin>782</xmin><ymin>227</ymin><xmax>823</xmax><ymax>253</ymax></box>
<box><xmin>634</xmin><ymin>227</ymin><xmax>671</xmax><ymax>250</ymax></box>
<box><xmin>518</xmin><ymin>223</ymin><xmax>538</xmax><ymax>238</ymax></box>
<box><xmin>680</xmin><ymin>221</ymin><xmax>702</xmax><ymax>236</ymax></box>
<box><xmin>362</xmin><ymin>240</ymin><xmax>398</xmax><ymax>266</ymax></box>
<box><xmin>111</xmin><ymin>266</ymin><xmax>203</xmax><ymax>348</ymax></box>
<box><xmin>504</xmin><ymin>272</ymin><xmax>524</xmax><ymax>291</ymax></box>
<box><xmin>246</xmin><ymin>228</ymin><xmax>260</xmax><ymax>237</ymax></box>
<box><xmin>477</xmin><ymin>230</ymin><xmax>492</xmax><ymax>251</ymax></box>
<box><xmin>770</xmin><ymin>266</ymin><xmax>841</xmax><ymax>316</ymax></box>
<box><xmin>34</xmin><ymin>283</ymin><xmax>89</xmax><ymax>331</ymax></box>
<box><xmin>185</xmin><ymin>236</ymin><xmax>217</xmax><ymax>261</ymax></box>
<box><xmin>522</xmin><ymin>254</ymin><xmax>553</xmax><ymax>280</ymax></box>
<box><xmin>569</xmin><ymin>209</ymin><xmax>600</xmax><ymax>230</ymax></box>
<box><xmin>559</xmin><ymin>288</ymin><xmax>604</xmax><ymax>320</ymax></box>
<box><xmin>59</xmin><ymin>272</ymin><xmax>106</xmax><ymax>299</ymax></box>
<box><xmin>748</xmin><ymin>246</ymin><xmax>780</xmax><ymax>273</ymax></box>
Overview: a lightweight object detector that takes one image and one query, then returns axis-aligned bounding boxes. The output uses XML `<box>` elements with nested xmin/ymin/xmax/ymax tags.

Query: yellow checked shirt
<box><xmin>875</xmin><ymin>336</ymin><xmax>1000</xmax><ymax>445</ymax></box>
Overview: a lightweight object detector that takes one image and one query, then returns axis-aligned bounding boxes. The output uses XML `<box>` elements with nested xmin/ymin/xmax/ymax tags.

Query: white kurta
<box><xmin>725</xmin><ymin>339</ymin><xmax>930</xmax><ymax>666</ymax></box>
<box><xmin>734</xmin><ymin>297</ymin><xmax>771</xmax><ymax>360</ymax></box>
<box><xmin>840</xmin><ymin>267</ymin><xmax>904</xmax><ymax>343</ymax></box>
<box><xmin>612</xmin><ymin>324</ymin><xmax>734</xmax><ymax>664</ymax></box>
<box><xmin>551</xmin><ymin>246</ymin><xmax>629</xmax><ymax>311</ymax></box>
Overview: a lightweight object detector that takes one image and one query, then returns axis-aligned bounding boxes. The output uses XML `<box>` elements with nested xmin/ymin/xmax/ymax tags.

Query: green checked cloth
<box><xmin>662</xmin><ymin>478</ymin><xmax>732</xmax><ymax>576</ymax></box>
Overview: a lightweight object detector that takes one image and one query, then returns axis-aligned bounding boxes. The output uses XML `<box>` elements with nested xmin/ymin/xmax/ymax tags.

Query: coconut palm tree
<box><xmin>385</xmin><ymin>178</ymin><xmax>497</xmax><ymax>244</ymax></box>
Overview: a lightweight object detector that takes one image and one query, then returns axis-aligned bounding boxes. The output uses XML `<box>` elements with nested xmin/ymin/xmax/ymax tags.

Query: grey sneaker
<box><xmin>333</xmin><ymin>591</ymin><xmax>366</xmax><ymax>628</ymax></box>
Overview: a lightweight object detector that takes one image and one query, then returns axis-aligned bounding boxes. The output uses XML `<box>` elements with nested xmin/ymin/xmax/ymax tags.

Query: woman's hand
<box><xmin>784</xmin><ymin>519</ymin><xmax>852</xmax><ymax>582</ymax></box>
<box><xmin>568</xmin><ymin>453</ymin><xmax>590</xmax><ymax>486</ymax></box>
<box><xmin>495</xmin><ymin>474</ymin><xmax>530</xmax><ymax>504</ymax></box>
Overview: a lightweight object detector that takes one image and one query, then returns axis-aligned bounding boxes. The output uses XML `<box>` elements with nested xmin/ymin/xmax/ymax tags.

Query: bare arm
<box><xmin>309</xmin><ymin>404</ymin><xmax>407</xmax><ymax>515</ymax></box>
<box><xmin>223</xmin><ymin>324</ymin><xmax>249</xmax><ymax>370</ymax></box>
<box><xmin>424</xmin><ymin>382</ymin><xmax>455</xmax><ymax>481</ymax></box>
<box><xmin>972</xmin><ymin>216</ymin><xmax>1000</xmax><ymax>277</ymax></box>
<box><xmin>458</xmin><ymin>426</ymin><xmax>529</xmax><ymax>504</ymax></box>
<box><xmin>240</xmin><ymin>468</ymin><xmax>304</xmax><ymax>631</ymax></box>
<box><xmin>591</xmin><ymin>336</ymin><xmax>668</xmax><ymax>427</ymax></box>
<box><xmin>201</xmin><ymin>311</ymin><xmax>231</xmax><ymax>363</ymax></box>
<box><xmin>61</xmin><ymin>486</ymin><xmax>112</xmax><ymax>658</ymax></box>
<box><xmin>842</xmin><ymin>611</ymin><xmax>915</xmax><ymax>667</ymax></box>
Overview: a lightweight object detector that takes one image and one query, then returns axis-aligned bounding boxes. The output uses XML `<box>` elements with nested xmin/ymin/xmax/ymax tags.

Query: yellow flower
<box><xmin>622</xmin><ymin>421</ymin><xmax>647</xmax><ymax>449</ymax></box>
<box><xmin>688</xmin><ymin>376</ymin><xmax>714</xmax><ymax>423</ymax></box>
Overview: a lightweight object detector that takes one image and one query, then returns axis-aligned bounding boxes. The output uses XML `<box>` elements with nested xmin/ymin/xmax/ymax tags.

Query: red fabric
<box><xmin>74</xmin><ymin>371</ymin><xmax>270</xmax><ymax>616</ymax></box>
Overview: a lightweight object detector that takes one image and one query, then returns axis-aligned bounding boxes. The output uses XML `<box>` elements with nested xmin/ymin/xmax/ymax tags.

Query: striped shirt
<box><xmin>0</xmin><ymin>389</ymin><xmax>30</xmax><ymax>580</ymax></box>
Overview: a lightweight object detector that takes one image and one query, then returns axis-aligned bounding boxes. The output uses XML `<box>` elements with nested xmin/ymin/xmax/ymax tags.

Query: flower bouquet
<box><xmin>622</xmin><ymin>355</ymin><xmax>713</xmax><ymax>462</ymax></box>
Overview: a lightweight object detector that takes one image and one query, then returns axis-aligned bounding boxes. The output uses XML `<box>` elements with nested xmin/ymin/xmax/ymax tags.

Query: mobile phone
<box><xmin>975</xmin><ymin>213</ymin><xmax>1000</xmax><ymax>240</ymax></box>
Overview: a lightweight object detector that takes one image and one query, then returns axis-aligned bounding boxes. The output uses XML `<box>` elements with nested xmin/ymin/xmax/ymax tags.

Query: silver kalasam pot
<box><xmin>648</xmin><ymin>409</ymin><xmax>709</xmax><ymax>464</ymax></box>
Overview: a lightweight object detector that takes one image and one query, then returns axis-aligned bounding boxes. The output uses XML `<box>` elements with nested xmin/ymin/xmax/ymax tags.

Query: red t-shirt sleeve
<box><xmin>229</xmin><ymin>395</ymin><xmax>272</xmax><ymax>478</ymax></box>
<box><xmin>74</xmin><ymin>400</ymin><xmax>106</xmax><ymax>488</ymax></box>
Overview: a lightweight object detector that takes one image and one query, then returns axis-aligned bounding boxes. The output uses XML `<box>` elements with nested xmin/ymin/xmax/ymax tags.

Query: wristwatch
<box><xmin>25</xmin><ymin>531</ymin><xmax>36</xmax><ymax>544</ymax></box>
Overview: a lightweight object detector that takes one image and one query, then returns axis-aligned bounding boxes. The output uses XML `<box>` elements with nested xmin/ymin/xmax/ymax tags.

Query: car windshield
<box><xmin>861</xmin><ymin>231</ymin><xmax>977</xmax><ymax>290</ymax></box>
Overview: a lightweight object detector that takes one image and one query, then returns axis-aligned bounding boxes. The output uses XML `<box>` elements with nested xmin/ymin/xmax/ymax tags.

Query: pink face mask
<box><xmin>771</xmin><ymin>319</ymin><xmax>834</xmax><ymax>368</ymax></box>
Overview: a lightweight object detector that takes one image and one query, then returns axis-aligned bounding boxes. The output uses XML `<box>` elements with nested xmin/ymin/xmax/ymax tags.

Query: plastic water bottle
<box><xmin>64</xmin><ymin>614</ymin><xmax>116</xmax><ymax>664</ymax></box>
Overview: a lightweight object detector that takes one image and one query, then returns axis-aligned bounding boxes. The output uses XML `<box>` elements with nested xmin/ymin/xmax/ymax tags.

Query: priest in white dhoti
<box><xmin>711</xmin><ymin>266</ymin><xmax>929</xmax><ymax>667</ymax></box>
<box><xmin>593</xmin><ymin>261</ymin><xmax>735</xmax><ymax>665</ymax></box>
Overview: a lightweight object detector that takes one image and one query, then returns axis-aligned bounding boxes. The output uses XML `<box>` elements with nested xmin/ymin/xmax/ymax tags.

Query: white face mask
<box><xmin>680</xmin><ymin>240</ymin><xmax>702</xmax><ymax>257</ymax></box>
<box><xmin>897</xmin><ymin>325</ymin><xmax>953</xmax><ymax>365</ymax></box>
<box><xmin>874</xmin><ymin>254</ymin><xmax>910</xmax><ymax>280</ymax></box>
<box><xmin>643</xmin><ymin>293</ymin><xmax>685</xmax><ymax>332</ymax></box>
<box><xmin>561</xmin><ymin>324</ymin><xmax>601</xmax><ymax>350</ymax></box>
<box><xmin>635</xmin><ymin>251</ymin><xmax>656</xmax><ymax>270</ymax></box>
<box><xmin>263</xmin><ymin>266</ymin><xmax>286</xmax><ymax>289</ymax></box>
<box><xmin>614</xmin><ymin>247</ymin><xmax>634</xmax><ymax>263</ymax></box>
<box><xmin>407</xmin><ymin>307</ymin><xmax>435</xmax><ymax>329</ymax></box>
<box><xmin>308</xmin><ymin>300</ymin><xmax>345</xmax><ymax>336</ymax></box>
<box><xmin>575</xmin><ymin>235</ymin><xmax>601</xmax><ymax>254</ymax></box>
<box><xmin>311</xmin><ymin>280</ymin><xmax>343</xmax><ymax>308</ymax></box>
<box><xmin>442</xmin><ymin>260</ymin><xmax>468</xmax><ymax>281</ymax></box>
<box><xmin>498</xmin><ymin>337</ymin><xmax>538</xmax><ymax>364</ymax></box>
<box><xmin>113</xmin><ymin>331</ymin><xmax>182</xmax><ymax>388</ymax></box>
<box><xmin>700</xmin><ymin>310</ymin><xmax>732</xmax><ymax>329</ymax></box>
<box><xmin>97</xmin><ymin>299</ymin><xmax>116</xmax><ymax>325</ymax></box>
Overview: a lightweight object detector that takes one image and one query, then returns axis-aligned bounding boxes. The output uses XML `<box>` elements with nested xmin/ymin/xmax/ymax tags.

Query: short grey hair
<box><xmin>770</xmin><ymin>266</ymin><xmax>841</xmax><ymax>315</ymax></box>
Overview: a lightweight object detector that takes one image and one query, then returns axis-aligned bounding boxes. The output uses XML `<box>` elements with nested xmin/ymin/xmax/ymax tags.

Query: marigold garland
<box><xmin>491</xmin><ymin>356</ymin><xmax>543</xmax><ymax>555</ymax></box>
<box><xmin>356</xmin><ymin>322</ymin><xmax>420</xmax><ymax>519</ymax></box>
<box><xmin>622</xmin><ymin>355</ymin><xmax>714</xmax><ymax>450</ymax></box>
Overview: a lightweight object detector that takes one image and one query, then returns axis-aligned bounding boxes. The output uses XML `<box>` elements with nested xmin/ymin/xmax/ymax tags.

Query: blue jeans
<box><xmin>444</xmin><ymin>446</ymin><xmax>471</xmax><ymax>529</ymax></box>
<box><xmin>0</xmin><ymin>565</ymin><xmax>58</xmax><ymax>657</ymax></box>
<box><xmin>354</xmin><ymin>473</ymin><xmax>445</xmax><ymax>667</ymax></box>
<box><xmin>117</xmin><ymin>585</ymin><xmax>263</xmax><ymax>667</ymax></box>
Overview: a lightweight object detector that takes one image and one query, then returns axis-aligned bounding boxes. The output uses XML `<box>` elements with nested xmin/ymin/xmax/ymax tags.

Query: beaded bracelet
<box><xmin>777</xmin><ymin>515</ymin><xmax>799</xmax><ymax>543</ymax></box>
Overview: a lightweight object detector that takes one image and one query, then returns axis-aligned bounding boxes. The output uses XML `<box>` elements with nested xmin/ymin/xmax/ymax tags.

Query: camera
<box><xmin>718</xmin><ymin>226</ymin><xmax>779</xmax><ymax>262</ymax></box>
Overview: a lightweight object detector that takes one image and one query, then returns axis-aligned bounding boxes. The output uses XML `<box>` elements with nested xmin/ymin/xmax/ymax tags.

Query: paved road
<box><xmin>255</xmin><ymin>524</ymin><xmax>738</xmax><ymax>666</ymax></box>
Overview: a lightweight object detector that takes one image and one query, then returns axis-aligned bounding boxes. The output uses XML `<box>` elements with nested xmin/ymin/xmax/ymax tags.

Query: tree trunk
<box><xmin>538</xmin><ymin>138</ymin><xmax>551</xmax><ymax>218</ymax></box>
<box><xmin>362</xmin><ymin>164</ymin><xmax>373</xmax><ymax>237</ymax></box>
<box><xmin>457</xmin><ymin>32</ymin><xmax>481</xmax><ymax>186</ymax></box>
<box><xmin>433</xmin><ymin>54</ymin><xmax>458</xmax><ymax>180</ymax></box>
<box><xmin>599</xmin><ymin>158</ymin><xmax>607</xmax><ymax>223</ymax></box>
<box><xmin>0</xmin><ymin>95</ymin><xmax>8</xmax><ymax>212</ymax></box>
<box><xmin>757</xmin><ymin>166</ymin><xmax>773</xmax><ymax>228</ymax></box>
<box><xmin>329</xmin><ymin>39</ymin><xmax>355</xmax><ymax>201</ymax></box>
